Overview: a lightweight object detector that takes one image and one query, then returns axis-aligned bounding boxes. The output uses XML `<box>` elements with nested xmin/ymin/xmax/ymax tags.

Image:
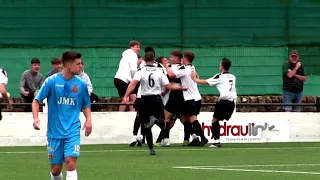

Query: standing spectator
<box><xmin>282</xmin><ymin>50</ymin><xmax>307</xmax><ymax>112</ymax></box>
<box><xmin>20</xmin><ymin>58</ymin><xmax>43</xmax><ymax>111</ymax></box>
<box><xmin>78</xmin><ymin>61</ymin><xmax>99</xmax><ymax>105</ymax></box>
<box><xmin>114</xmin><ymin>40</ymin><xmax>141</xmax><ymax>111</ymax></box>
<box><xmin>46</xmin><ymin>58</ymin><xmax>62</xmax><ymax>78</ymax></box>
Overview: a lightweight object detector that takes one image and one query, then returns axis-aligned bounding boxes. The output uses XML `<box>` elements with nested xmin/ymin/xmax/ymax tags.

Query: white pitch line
<box><xmin>0</xmin><ymin>146</ymin><xmax>319</xmax><ymax>154</ymax></box>
<box><xmin>174</xmin><ymin>167</ymin><xmax>320</xmax><ymax>175</ymax></box>
<box><xmin>173</xmin><ymin>163</ymin><xmax>320</xmax><ymax>169</ymax></box>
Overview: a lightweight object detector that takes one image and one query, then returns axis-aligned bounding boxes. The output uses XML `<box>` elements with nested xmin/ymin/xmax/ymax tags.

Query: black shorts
<box><xmin>184</xmin><ymin>100</ymin><xmax>201</xmax><ymax>116</ymax></box>
<box><xmin>114</xmin><ymin>78</ymin><xmax>139</xmax><ymax>97</ymax></box>
<box><xmin>164</xmin><ymin>90</ymin><xmax>184</xmax><ymax>116</ymax></box>
<box><xmin>133</xmin><ymin>98</ymin><xmax>141</xmax><ymax>111</ymax></box>
<box><xmin>0</xmin><ymin>107</ymin><xmax>2</xmax><ymax>120</ymax></box>
<box><xmin>213</xmin><ymin>100</ymin><xmax>235</xmax><ymax>121</ymax></box>
<box><xmin>139</xmin><ymin>95</ymin><xmax>164</xmax><ymax>124</ymax></box>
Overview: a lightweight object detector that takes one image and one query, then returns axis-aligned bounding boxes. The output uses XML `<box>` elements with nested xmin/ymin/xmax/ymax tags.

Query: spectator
<box><xmin>46</xmin><ymin>58</ymin><xmax>62</xmax><ymax>78</ymax></box>
<box><xmin>78</xmin><ymin>61</ymin><xmax>99</xmax><ymax>105</ymax></box>
<box><xmin>282</xmin><ymin>50</ymin><xmax>307</xmax><ymax>112</ymax></box>
<box><xmin>20</xmin><ymin>58</ymin><xmax>43</xmax><ymax>111</ymax></box>
<box><xmin>114</xmin><ymin>40</ymin><xmax>141</xmax><ymax>111</ymax></box>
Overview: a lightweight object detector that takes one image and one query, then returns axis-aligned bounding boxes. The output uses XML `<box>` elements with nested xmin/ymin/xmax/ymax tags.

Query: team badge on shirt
<box><xmin>72</xmin><ymin>84</ymin><xmax>78</xmax><ymax>93</ymax></box>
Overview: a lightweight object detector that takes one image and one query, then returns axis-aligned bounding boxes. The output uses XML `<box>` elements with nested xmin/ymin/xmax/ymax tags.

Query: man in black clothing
<box><xmin>282</xmin><ymin>50</ymin><xmax>307</xmax><ymax>112</ymax></box>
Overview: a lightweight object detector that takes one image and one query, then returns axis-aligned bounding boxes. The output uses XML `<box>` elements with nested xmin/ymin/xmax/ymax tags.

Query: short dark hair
<box><xmin>155</xmin><ymin>56</ymin><xmax>165</xmax><ymax>64</ymax></box>
<box><xmin>183</xmin><ymin>52</ymin><xmax>195</xmax><ymax>63</ymax></box>
<box><xmin>170</xmin><ymin>50</ymin><xmax>183</xmax><ymax>60</ymax></box>
<box><xmin>62</xmin><ymin>51</ymin><xmax>82</xmax><ymax>65</ymax></box>
<box><xmin>128</xmin><ymin>40</ymin><xmax>140</xmax><ymax>48</ymax></box>
<box><xmin>51</xmin><ymin>58</ymin><xmax>62</xmax><ymax>65</ymax></box>
<box><xmin>144</xmin><ymin>46</ymin><xmax>155</xmax><ymax>56</ymax></box>
<box><xmin>31</xmin><ymin>58</ymin><xmax>40</xmax><ymax>64</ymax></box>
<box><xmin>221</xmin><ymin>58</ymin><xmax>231</xmax><ymax>71</ymax></box>
<box><xmin>144</xmin><ymin>52</ymin><xmax>154</xmax><ymax>62</ymax></box>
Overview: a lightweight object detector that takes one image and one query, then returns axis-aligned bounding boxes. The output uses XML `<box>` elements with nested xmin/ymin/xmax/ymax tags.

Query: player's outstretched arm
<box><xmin>164</xmin><ymin>64</ymin><xmax>176</xmax><ymax>78</ymax></box>
<box><xmin>191</xmin><ymin>71</ymin><xmax>209</xmax><ymax>85</ymax></box>
<box><xmin>165</xmin><ymin>84</ymin><xmax>188</xmax><ymax>91</ymax></box>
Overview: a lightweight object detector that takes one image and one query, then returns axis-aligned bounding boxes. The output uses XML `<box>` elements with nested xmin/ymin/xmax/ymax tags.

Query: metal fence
<box><xmin>1</xmin><ymin>96</ymin><xmax>320</xmax><ymax>112</ymax></box>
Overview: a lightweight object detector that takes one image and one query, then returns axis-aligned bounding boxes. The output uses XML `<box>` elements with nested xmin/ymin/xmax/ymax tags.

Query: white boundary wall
<box><xmin>0</xmin><ymin>112</ymin><xmax>319</xmax><ymax>146</ymax></box>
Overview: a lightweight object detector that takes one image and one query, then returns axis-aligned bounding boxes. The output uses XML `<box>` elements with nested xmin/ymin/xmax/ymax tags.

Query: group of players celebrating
<box><xmin>114</xmin><ymin>41</ymin><xmax>237</xmax><ymax>155</ymax></box>
<box><xmin>0</xmin><ymin>41</ymin><xmax>238</xmax><ymax>179</ymax></box>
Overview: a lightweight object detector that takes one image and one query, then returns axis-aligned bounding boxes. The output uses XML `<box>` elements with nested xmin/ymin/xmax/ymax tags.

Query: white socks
<box><xmin>51</xmin><ymin>172</ymin><xmax>63</xmax><ymax>180</ymax></box>
<box><xmin>66</xmin><ymin>170</ymin><xmax>78</xmax><ymax>180</ymax></box>
<box><xmin>51</xmin><ymin>170</ymin><xmax>77</xmax><ymax>180</ymax></box>
<box><xmin>132</xmin><ymin>135</ymin><xmax>137</xmax><ymax>142</ymax></box>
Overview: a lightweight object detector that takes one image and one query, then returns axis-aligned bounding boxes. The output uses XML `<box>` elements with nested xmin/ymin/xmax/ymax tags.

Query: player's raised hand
<box><xmin>82</xmin><ymin>120</ymin><xmax>92</xmax><ymax>137</ymax></box>
<box><xmin>33</xmin><ymin>118</ymin><xmax>40</xmax><ymax>130</ymax></box>
<box><xmin>163</xmin><ymin>60</ymin><xmax>170</xmax><ymax>68</ymax></box>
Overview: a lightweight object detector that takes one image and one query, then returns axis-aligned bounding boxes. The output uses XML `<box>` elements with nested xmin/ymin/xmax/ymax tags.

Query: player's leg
<box><xmin>161</xmin><ymin>115</ymin><xmax>178</xmax><ymax>147</ymax></box>
<box><xmin>152</xmin><ymin>96</ymin><xmax>167</xmax><ymax>151</ymax></box>
<box><xmin>158</xmin><ymin>92</ymin><xmax>179</xmax><ymax>146</ymax></box>
<box><xmin>64</xmin><ymin>135</ymin><xmax>81</xmax><ymax>180</ymax></box>
<box><xmin>114</xmin><ymin>78</ymin><xmax>129</xmax><ymax>111</ymax></box>
<box><xmin>130</xmin><ymin>112</ymin><xmax>141</xmax><ymax>147</ymax></box>
<box><xmin>130</xmin><ymin>98</ymin><xmax>142</xmax><ymax>147</ymax></box>
<box><xmin>187</xmin><ymin>100</ymin><xmax>208</xmax><ymax>147</ymax></box>
<box><xmin>128</xmin><ymin>82</ymin><xmax>140</xmax><ymax>111</ymax></box>
<box><xmin>139</xmin><ymin>97</ymin><xmax>156</xmax><ymax>155</ymax></box>
<box><xmin>47</xmin><ymin>138</ymin><xmax>64</xmax><ymax>180</ymax></box>
<box><xmin>210</xmin><ymin>100</ymin><xmax>235</xmax><ymax>148</ymax></box>
<box><xmin>155</xmin><ymin>109</ymin><xmax>172</xmax><ymax>146</ymax></box>
<box><xmin>180</xmin><ymin>114</ymin><xmax>191</xmax><ymax>146</ymax></box>
<box><xmin>129</xmin><ymin>94</ymin><xmax>137</xmax><ymax>112</ymax></box>
<box><xmin>183</xmin><ymin>100</ymin><xmax>199</xmax><ymax>146</ymax></box>
<box><xmin>144</xmin><ymin>127</ymin><xmax>155</xmax><ymax>155</ymax></box>
<box><xmin>140</xmin><ymin>117</ymin><xmax>146</xmax><ymax>144</ymax></box>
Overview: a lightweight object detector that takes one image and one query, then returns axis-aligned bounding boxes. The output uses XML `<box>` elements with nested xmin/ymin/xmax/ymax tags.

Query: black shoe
<box><xmin>142</xmin><ymin>136</ymin><xmax>146</xmax><ymax>144</ymax></box>
<box><xmin>137</xmin><ymin>138</ymin><xmax>142</xmax><ymax>147</ymax></box>
<box><xmin>150</xmin><ymin>148</ymin><xmax>156</xmax><ymax>155</ymax></box>
<box><xmin>189</xmin><ymin>137</ymin><xmax>200</xmax><ymax>146</ymax></box>
<box><xmin>129</xmin><ymin>141</ymin><xmax>137</xmax><ymax>147</ymax></box>
<box><xmin>199</xmin><ymin>138</ymin><xmax>208</xmax><ymax>147</ymax></box>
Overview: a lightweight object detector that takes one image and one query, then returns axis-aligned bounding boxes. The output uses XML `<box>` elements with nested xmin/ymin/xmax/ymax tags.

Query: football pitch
<box><xmin>1</xmin><ymin>142</ymin><xmax>320</xmax><ymax>180</ymax></box>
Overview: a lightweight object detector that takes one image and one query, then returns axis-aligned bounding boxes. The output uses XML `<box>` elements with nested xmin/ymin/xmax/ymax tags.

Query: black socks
<box><xmin>183</xmin><ymin>121</ymin><xmax>191</xmax><ymax>141</ymax></box>
<box><xmin>133</xmin><ymin>115</ymin><xmax>140</xmax><ymax>136</ymax></box>
<box><xmin>211</xmin><ymin>121</ymin><xmax>220</xmax><ymax>140</ymax></box>
<box><xmin>192</xmin><ymin>120</ymin><xmax>205</xmax><ymax>139</ymax></box>
<box><xmin>145</xmin><ymin>128</ymin><xmax>153</xmax><ymax>149</ymax></box>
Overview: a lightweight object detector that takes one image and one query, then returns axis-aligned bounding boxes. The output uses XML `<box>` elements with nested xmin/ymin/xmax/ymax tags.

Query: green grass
<box><xmin>0</xmin><ymin>142</ymin><xmax>320</xmax><ymax>180</ymax></box>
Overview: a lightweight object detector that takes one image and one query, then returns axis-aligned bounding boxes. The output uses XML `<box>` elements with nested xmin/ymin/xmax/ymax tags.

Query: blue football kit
<box><xmin>35</xmin><ymin>72</ymin><xmax>90</xmax><ymax>164</ymax></box>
